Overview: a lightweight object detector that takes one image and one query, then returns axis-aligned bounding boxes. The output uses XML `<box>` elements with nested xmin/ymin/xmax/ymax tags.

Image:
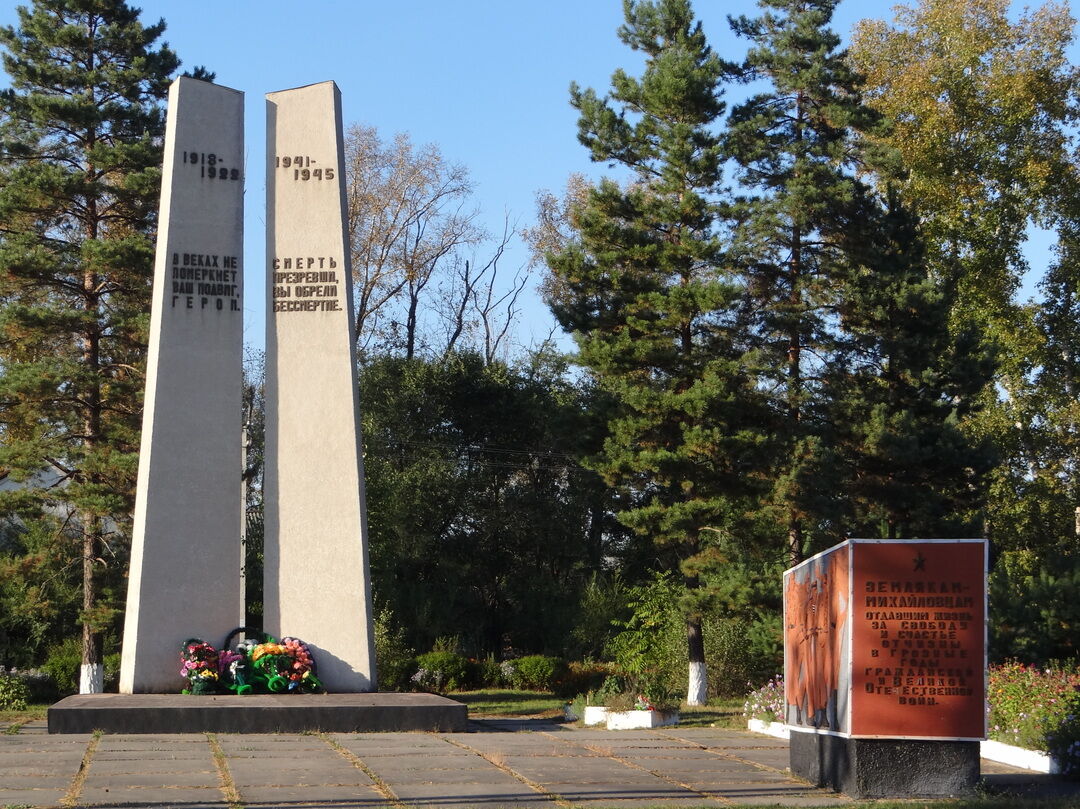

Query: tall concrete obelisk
<box><xmin>264</xmin><ymin>81</ymin><xmax>376</xmax><ymax>691</ymax></box>
<box><xmin>120</xmin><ymin>78</ymin><xmax>245</xmax><ymax>693</ymax></box>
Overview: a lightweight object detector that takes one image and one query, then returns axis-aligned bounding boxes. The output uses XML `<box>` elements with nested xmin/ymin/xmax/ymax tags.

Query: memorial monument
<box><xmin>120</xmin><ymin>78</ymin><xmax>245</xmax><ymax>693</ymax></box>
<box><xmin>263</xmin><ymin>81</ymin><xmax>377</xmax><ymax>691</ymax></box>
<box><xmin>784</xmin><ymin>538</ymin><xmax>987</xmax><ymax>798</ymax></box>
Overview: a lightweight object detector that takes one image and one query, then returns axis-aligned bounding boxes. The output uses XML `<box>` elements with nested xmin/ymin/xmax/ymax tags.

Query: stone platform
<box><xmin>47</xmin><ymin>692</ymin><xmax>467</xmax><ymax>735</ymax></box>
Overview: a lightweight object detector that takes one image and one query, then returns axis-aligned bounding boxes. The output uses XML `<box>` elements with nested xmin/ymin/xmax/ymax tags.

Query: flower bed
<box><xmin>743</xmin><ymin>674</ymin><xmax>784</xmax><ymax>725</ymax></box>
<box><xmin>744</xmin><ymin>665</ymin><xmax>1080</xmax><ymax>777</ymax></box>
<box><xmin>988</xmin><ymin>661</ymin><xmax>1080</xmax><ymax>774</ymax></box>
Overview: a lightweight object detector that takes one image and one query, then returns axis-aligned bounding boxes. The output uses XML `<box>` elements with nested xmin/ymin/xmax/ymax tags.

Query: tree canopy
<box><xmin>0</xmin><ymin>0</ymin><xmax>184</xmax><ymax>688</ymax></box>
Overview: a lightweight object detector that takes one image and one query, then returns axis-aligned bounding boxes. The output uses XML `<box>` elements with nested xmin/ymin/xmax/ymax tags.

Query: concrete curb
<box><xmin>980</xmin><ymin>738</ymin><xmax>1058</xmax><ymax>773</ymax></box>
<box><xmin>747</xmin><ymin>721</ymin><xmax>1062</xmax><ymax>775</ymax></box>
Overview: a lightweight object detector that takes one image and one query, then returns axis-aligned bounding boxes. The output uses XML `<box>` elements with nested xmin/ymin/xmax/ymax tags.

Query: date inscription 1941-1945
<box><xmin>182</xmin><ymin>151</ymin><xmax>241</xmax><ymax>181</ymax></box>
<box><xmin>275</xmin><ymin>154</ymin><xmax>335</xmax><ymax>182</ymax></box>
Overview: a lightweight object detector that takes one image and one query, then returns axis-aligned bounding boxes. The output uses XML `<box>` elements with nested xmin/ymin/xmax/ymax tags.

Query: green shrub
<box><xmin>41</xmin><ymin>637</ymin><xmax>81</xmax><ymax>696</ymax></box>
<box><xmin>603</xmin><ymin>573</ymin><xmax>784</xmax><ymax>702</ymax></box>
<box><xmin>103</xmin><ymin>652</ymin><xmax>121</xmax><ymax>693</ymax></box>
<box><xmin>374</xmin><ymin>607</ymin><xmax>416</xmax><ymax>691</ymax></box>
<box><xmin>510</xmin><ymin>655</ymin><xmax>564</xmax><ymax>691</ymax></box>
<box><xmin>555</xmin><ymin>660</ymin><xmax>610</xmax><ymax>698</ymax></box>
<box><xmin>990</xmin><ymin>551</ymin><xmax>1080</xmax><ymax>663</ymax></box>
<box><xmin>0</xmin><ymin>672</ymin><xmax>31</xmax><ymax>710</ymax></box>
<box><xmin>413</xmin><ymin>650</ymin><xmax>469</xmax><ymax>692</ymax></box>
<box><xmin>5</xmin><ymin>669</ymin><xmax>59</xmax><ymax>703</ymax></box>
<box><xmin>473</xmin><ymin>655</ymin><xmax>502</xmax><ymax>689</ymax></box>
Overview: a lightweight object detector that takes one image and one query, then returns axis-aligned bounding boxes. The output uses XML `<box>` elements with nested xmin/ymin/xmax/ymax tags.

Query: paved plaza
<box><xmin>0</xmin><ymin>718</ymin><xmax>1072</xmax><ymax>808</ymax></box>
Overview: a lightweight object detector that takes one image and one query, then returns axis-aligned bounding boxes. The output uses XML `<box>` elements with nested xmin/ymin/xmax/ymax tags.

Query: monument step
<box><xmin>48</xmin><ymin>692</ymin><xmax>467</xmax><ymax>735</ymax></box>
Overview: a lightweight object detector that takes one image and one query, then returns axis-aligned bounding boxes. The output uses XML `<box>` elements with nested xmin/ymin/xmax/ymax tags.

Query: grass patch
<box><xmin>453</xmin><ymin>691</ymin><xmax>748</xmax><ymax>726</ymax></box>
<box><xmin>450</xmin><ymin>689</ymin><xmax>567</xmax><ymax>718</ymax></box>
<box><xmin>0</xmin><ymin>703</ymin><xmax>49</xmax><ymax>725</ymax></box>
<box><xmin>676</xmin><ymin>697</ymin><xmax>745</xmax><ymax>729</ymax></box>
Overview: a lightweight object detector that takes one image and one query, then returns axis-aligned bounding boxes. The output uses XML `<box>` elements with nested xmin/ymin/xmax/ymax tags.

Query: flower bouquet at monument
<box><xmin>227</xmin><ymin>628</ymin><xmax>324</xmax><ymax>694</ymax></box>
<box><xmin>180</xmin><ymin>629</ymin><xmax>325</xmax><ymax>694</ymax></box>
<box><xmin>179</xmin><ymin>639</ymin><xmax>220</xmax><ymax>695</ymax></box>
<box><xmin>245</xmin><ymin>636</ymin><xmax>323</xmax><ymax>693</ymax></box>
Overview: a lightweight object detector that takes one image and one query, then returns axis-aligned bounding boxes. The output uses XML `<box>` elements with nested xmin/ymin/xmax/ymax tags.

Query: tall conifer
<box><xmin>547</xmin><ymin>0</ymin><xmax>764</xmax><ymax>704</ymax></box>
<box><xmin>727</xmin><ymin>0</ymin><xmax>994</xmax><ymax>555</ymax></box>
<box><xmin>0</xmin><ymin>0</ymin><xmax>181</xmax><ymax>690</ymax></box>
<box><xmin>726</xmin><ymin>0</ymin><xmax>893</xmax><ymax>561</ymax></box>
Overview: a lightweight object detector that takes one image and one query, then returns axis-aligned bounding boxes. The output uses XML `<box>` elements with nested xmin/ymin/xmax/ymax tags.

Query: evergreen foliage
<box><xmin>726</xmin><ymin>0</ymin><xmax>993</xmax><ymax>554</ymax></box>
<box><xmin>360</xmin><ymin>350</ymin><xmax>631</xmax><ymax>658</ymax></box>
<box><xmin>726</xmin><ymin>0</ymin><xmax>887</xmax><ymax>560</ymax></box>
<box><xmin>0</xmin><ymin>0</ymin><xmax>183</xmax><ymax>679</ymax></box>
<box><xmin>547</xmin><ymin>0</ymin><xmax>769</xmax><ymax>704</ymax></box>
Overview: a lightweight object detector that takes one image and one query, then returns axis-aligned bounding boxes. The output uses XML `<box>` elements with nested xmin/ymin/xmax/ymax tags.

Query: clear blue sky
<box><xmin>0</xmin><ymin>1</ymin><xmax>1073</xmax><ymax>352</ymax></box>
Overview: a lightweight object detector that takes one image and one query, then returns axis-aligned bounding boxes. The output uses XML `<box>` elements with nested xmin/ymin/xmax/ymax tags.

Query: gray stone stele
<box><xmin>119</xmin><ymin>77</ymin><xmax>245</xmax><ymax>694</ymax></box>
<box><xmin>264</xmin><ymin>81</ymin><xmax>376</xmax><ymax>692</ymax></box>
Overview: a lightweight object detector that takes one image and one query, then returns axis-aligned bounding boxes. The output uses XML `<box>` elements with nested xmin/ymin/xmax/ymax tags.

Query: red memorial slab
<box><xmin>784</xmin><ymin>539</ymin><xmax>986</xmax><ymax>741</ymax></box>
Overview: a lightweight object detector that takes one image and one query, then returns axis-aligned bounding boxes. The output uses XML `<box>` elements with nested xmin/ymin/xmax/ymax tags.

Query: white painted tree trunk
<box><xmin>80</xmin><ymin>663</ymin><xmax>103</xmax><ymax>694</ymax></box>
<box><xmin>687</xmin><ymin>660</ymin><xmax>707</xmax><ymax>706</ymax></box>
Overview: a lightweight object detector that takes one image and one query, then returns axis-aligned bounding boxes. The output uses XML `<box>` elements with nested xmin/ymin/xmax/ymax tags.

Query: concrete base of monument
<box><xmin>789</xmin><ymin>729</ymin><xmax>980</xmax><ymax>799</ymax></box>
<box><xmin>48</xmin><ymin>692</ymin><xmax>467</xmax><ymax>735</ymax></box>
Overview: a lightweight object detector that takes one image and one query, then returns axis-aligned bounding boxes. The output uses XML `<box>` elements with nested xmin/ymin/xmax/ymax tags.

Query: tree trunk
<box><xmin>80</xmin><ymin>517</ymin><xmax>103</xmax><ymax>694</ymax></box>
<box><xmin>686</xmin><ymin>617</ymin><xmax>707</xmax><ymax>706</ymax></box>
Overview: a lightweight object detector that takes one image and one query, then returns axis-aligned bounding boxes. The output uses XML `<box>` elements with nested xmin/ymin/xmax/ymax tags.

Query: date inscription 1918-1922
<box><xmin>275</xmin><ymin>155</ymin><xmax>335</xmax><ymax>182</ymax></box>
<box><xmin>182</xmin><ymin>151</ymin><xmax>241</xmax><ymax>181</ymax></box>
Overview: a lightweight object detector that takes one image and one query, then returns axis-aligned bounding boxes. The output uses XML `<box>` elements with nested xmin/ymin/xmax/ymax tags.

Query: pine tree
<box><xmin>727</xmin><ymin>0</ymin><xmax>995</xmax><ymax>554</ymax></box>
<box><xmin>833</xmin><ymin>189</ymin><xmax>995</xmax><ymax>539</ymax></box>
<box><xmin>0</xmin><ymin>0</ymin><xmax>182</xmax><ymax>690</ymax></box>
<box><xmin>547</xmin><ymin>0</ymin><xmax>765</xmax><ymax>705</ymax></box>
<box><xmin>725</xmin><ymin>0</ymin><xmax>894</xmax><ymax>562</ymax></box>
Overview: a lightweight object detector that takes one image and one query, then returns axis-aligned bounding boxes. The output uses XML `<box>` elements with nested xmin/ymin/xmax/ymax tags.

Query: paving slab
<box><xmin>363</xmin><ymin>752</ymin><xmax>493</xmax><ymax>770</ymax></box>
<box><xmin>238</xmin><ymin>783</ymin><xmax>385</xmax><ymax>804</ymax></box>
<box><xmin>387</xmin><ymin>781</ymin><xmax>555</xmax><ymax>807</ymax></box>
<box><xmin>215</xmin><ymin>735</ymin><xmax>331</xmax><ymax>753</ymax></box>
<box><xmin>0</xmin><ymin>774</ymin><xmax>72</xmax><ymax>789</ymax></box>
<box><xmin>374</xmin><ymin>766</ymin><xmax>527</xmax><ymax>786</ymax></box>
<box><xmin>77</xmin><ymin>784</ymin><xmax>228</xmax><ymax>806</ymax></box>
<box><xmin>0</xmin><ymin>750</ymin><xmax>85</xmax><ymax>767</ymax></box>
<box><xmin>228</xmin><ymin>759</ymin><xmax>374</xmax><ymax>787</ymax></box>
<box><xmin>0</xmin><ymin>787</ymin><xmax>70</xmax><ymax>807</ymax></box>
<box><xmin>504</xmin><ymin>753</ymin><xmax>659</xmax><ymax>775</ymax></box>
<box><xmin>545</xmin><ymin>781</ymin><xmax>711</xmax><ymax>800</ymax></box>
<box><xmin>82</xmin><ymin>767</ymin><xmax>223</xmax><ymax>789</ymax></box>
<box><xmin>243</xmin><ymin>801</ymin><xmax>389</xmax><ymax>809</ymax></box>
<box><xmin>88</xmin><ymin>757</ymin><xmax>219</xmax><ymax>776</ymax></box>
<box><xmin>4</xmin><ymin>719</ymin><xmax>1080</xmax><ymax>808</ymax></box>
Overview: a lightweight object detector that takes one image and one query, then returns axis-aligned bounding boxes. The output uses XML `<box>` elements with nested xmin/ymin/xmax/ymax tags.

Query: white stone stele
<box><xmin>264</xmin><ymin>81</ymin><xmax>376</xmax><ymax>692</ymax></box>
<box><xmin>120</xmin><ymin>78</ymin><xmax>245</xmax><ymax>693</ymax></box>
<box><xmin>606</xmin><ymin>709</ymin><xmax>679</xmax><ymax>730</ymax></box>
<box><xmin>583</xmin><ymin>706</ymin><xmax>610</xmax><ymax>726</ymax></box>
<box><xmin>747</xmin><ymin>718</ymin><xmax>791</xmax><ymax>739</ymax></box>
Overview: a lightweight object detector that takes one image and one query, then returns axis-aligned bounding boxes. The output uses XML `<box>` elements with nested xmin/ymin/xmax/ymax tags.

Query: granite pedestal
<box><xmin>48</xmin><ymin>693</ymin><xmax>466</xmax><ymax>734</ymax></box>
<box><xmin>790</xmin><ymin>730</ymin><xmax>980</xmax><ymax>798</ymax></box>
